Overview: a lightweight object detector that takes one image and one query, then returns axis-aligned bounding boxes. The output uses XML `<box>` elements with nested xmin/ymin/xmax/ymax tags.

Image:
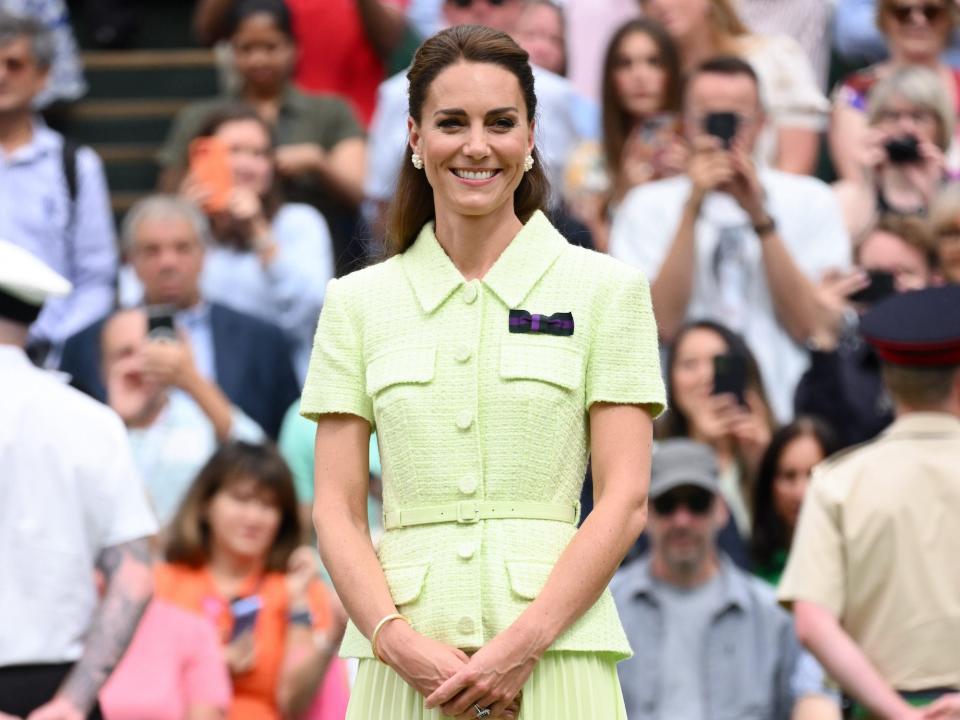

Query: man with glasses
<box><xmin>611</xmin><ymin>439</ymin><xmax>838</xmax><ymax>720</ymax></box>
<box><xmin>610</xmin><ymin>56</ymin><xmax>850</xmax><ymax>423</ymax></box>
<box><xmin>0</xmin><ymin>11</ymin><xmax>116</xmax><ymax>365</ymax></box>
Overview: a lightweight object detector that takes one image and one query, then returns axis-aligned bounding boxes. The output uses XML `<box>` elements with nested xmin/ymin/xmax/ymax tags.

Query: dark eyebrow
<box><xmin>433</xmin><ymin>106</ymin><xmax>520</xmax><ymax>118</ymax></box>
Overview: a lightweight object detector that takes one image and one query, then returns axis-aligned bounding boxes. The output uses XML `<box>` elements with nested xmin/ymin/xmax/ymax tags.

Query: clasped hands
<box><xmin>377</xmin><ymin>619</ymin><xmax>539</xmax><ymax>719</ymax></box>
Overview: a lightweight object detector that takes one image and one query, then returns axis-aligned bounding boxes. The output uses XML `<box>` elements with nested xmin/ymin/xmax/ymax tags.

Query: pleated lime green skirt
<box><xmin>345</xmin><ymin>652</ymin><xmax>628</xmax><ymax>719</ymax></box>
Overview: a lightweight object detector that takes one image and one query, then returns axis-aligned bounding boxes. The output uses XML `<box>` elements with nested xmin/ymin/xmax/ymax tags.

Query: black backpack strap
<box><xmin>61</xmin><ymin>137</ymin><xmax>81</xmax><ymax>281</ymax></box>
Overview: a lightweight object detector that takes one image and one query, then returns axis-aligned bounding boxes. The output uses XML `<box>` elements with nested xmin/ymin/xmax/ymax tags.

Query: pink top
<box><xmin>100</xmin><ymin>600</ymin><xmax>231</xmax><ymax>720</ymax></box>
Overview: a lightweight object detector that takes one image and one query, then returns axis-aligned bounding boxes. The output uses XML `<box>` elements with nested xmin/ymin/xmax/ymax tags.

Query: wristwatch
<box><xmin>752</xmin><ymin>214</ymin><xmax>777</xmax><ymax>238</ymax></box>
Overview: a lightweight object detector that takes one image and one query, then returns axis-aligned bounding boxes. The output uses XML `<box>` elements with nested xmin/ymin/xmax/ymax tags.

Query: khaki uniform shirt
<box><xmin>778</xmin><ymin>413</ymin><xmax>960</xmax><ymax>690</ymax></box>
<box><xmin>301</xmin><ymin>211</ymin><xmax>665</xmax><ymax>659</ymax></box>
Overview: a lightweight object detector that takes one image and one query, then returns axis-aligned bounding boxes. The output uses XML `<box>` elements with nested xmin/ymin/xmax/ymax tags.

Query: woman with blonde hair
<box><xmin>834</xmin><ymin>65</ymin><xmax>955</xmax><ymax>242</ymax></box>
<box><xmin>929</xmin><ymin>182</ymin><xmax>960</xmax><ymax>283</ymax></box>
<box><xmin>830</xmin><ymin>0</ymin><xmax>959</xmax><ymax>182</ymax></box>
<box><xmin>639</xmin><ymin>0</ymin><xmax>828</xmax><ymax>175</ymax></box>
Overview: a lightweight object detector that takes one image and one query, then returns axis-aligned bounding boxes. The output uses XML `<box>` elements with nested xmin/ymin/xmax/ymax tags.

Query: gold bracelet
<box><xmin>371</xmin><ymin>612</ymin><xmax>409</xmax><ymax>663</ymax></box>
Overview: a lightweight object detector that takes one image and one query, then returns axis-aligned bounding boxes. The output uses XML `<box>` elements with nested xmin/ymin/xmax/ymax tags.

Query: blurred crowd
<box><xmin>2</xmin><ymin>0</ymin><xmax>960</xmax><ymax>718</ymax></box>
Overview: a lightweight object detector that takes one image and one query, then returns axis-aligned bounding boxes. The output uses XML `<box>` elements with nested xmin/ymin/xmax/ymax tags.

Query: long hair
<box><xmin>385</xmin><ymin>24</ymin><xmax>550</xmax><ymax>255</ymax></box>
<box><xmin>600</xmin><ymin>18</ymin><xmax>682</xmax><ymax>181</ymax></box>
<box><xmin>708</xmin><ymin>0</ymin><xmax>750</xmax><ymax>43</ymax></box>
<box><xmin>193</xmin><ymin>102</ymin><xmax>283</xmax><ymax>220</ymax></box>
<box><xmin>750</xmin><ymin>416</ymin><xmax>840</xmax><ymax>571</ymax></box>
<box><xmin>656</xmin><ymin>319</ymin><xmax>774</xmax><ymax>440</ymax></box>
<box><xmin>166</xmin><ymin>442</ymin><xmax>301</xmax><ymax>573</ymax></box>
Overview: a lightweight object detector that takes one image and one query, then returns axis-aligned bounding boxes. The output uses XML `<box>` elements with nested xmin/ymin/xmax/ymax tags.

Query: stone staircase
<box><xmin>61</xmin><ymin>2</ymin><xmax>218</xmax><ymax>222</ymax></box>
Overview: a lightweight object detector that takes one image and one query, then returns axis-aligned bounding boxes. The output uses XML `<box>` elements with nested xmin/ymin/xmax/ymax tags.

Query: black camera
<box><xmin>704</xmin><ymin>112</ymin><xmax>739</xmax><ymax>150</ymax></box>
<box><xmin>884</xmin><ymin>135</ymin><xmax>921</xmax><ymax>164</ymax></box>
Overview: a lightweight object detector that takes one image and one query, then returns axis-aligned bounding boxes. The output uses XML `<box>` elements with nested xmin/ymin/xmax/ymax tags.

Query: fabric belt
<box><xmin>383</xmin><ymin>500</ymin><xmax>579</xmax><ymax>530</ymax></box>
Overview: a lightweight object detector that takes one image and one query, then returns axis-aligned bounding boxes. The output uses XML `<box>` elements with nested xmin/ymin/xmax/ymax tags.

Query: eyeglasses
<box><xmin>876</xmin><ymin>108</ymin><xmax>937</xmax><ymax>124</ymax></box>
<box><xmin>652</xmin><ymin>487</ymin><xmax>714</xmax><ymax>517</ymax></box>
<box><xmin>449</xmin><ymin>0</ymin><xmax>509</xmax><ymax>7</ymax></box>
<box><xmin>887</xmin><ymin>2</ymin><xmax>947</xmax><ymax>24</ymax></box>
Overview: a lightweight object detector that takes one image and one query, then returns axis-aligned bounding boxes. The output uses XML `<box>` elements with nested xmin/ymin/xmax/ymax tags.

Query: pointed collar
<box><xmin>401</xmin><ymin>210</ymin><xmax>567</xmax><ymax>314</ymax></box>
<box><xmin>620</xmin><ymin>556</ymin><xmax>752</xmax><ymax>615</ymax></box>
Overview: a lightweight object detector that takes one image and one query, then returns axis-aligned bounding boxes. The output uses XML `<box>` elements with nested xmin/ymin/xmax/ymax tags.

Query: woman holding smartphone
<box><xmin>656</xmin><ymin>319</ymin><xmax>776</xmax><ymax>540</ymax></box>
<box><xmin>302</xmin><ymin>25</ymin><xmax>665</xmax><ymax>720</ymax></box>
<box><xmin>156</xmin><ymin>442</ymin><xmax>349</xmax><ymax>720</ymax></box>
<box><xmin>565</xmin><ymin>18</ymin><xmax>684</xmax><ymax>251</ymax></box>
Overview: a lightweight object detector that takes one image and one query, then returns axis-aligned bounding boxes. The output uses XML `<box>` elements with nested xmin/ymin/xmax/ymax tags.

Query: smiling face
<box><xmin>881</xmin><ymin>0</ymin><xmax>952</xmax><ymax>62</ymax></box>
<box><xmin>213</xmin><ymin>118</ymin><xmax>274</xmax><ymax>196</ymax></box>
<box><xmin>206</xmin><ymin>476</ymin><xmax>282</xmax><ymax>564</ymax></box>
<box><xmin>671</xmin><ymin>326</ymin><xmax>729</xmax><ymax>419</ymax></box>
<box><xmin>409</xmin><ymin>61</ymin><xmax>535</xmax><ymax>222</ymax></box>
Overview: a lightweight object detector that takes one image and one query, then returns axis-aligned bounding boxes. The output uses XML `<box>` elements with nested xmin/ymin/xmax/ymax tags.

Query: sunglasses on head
<box><xmin>887</xmin><ymin>2</ymin><xmax>947</xmax><ymax>24</ymax></box>
<box><xmin>652</xmin><ymin>487</ymin><xmax>714</xmax><ymax>517</ymax></box>
<box><xmin>449</xmin><ymin>0</ymin><xmax>508</xmax><ymax>7</ymax></box>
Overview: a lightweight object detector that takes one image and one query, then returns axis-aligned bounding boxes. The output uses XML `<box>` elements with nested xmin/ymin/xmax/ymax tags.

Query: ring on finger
<box><xmin>474</xmin><ymin>705</ymin><xmax>491</xmax><ymax>719</ymax></box>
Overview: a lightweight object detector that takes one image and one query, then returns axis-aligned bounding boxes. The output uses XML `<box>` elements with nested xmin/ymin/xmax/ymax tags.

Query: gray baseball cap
<box><xmin>649</xmin><ymin>439</ymin><xmax>720</xmax><ymax>500</ymax></box>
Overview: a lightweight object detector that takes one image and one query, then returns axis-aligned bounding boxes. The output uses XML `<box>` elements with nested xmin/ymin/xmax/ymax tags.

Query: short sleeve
<box><xmin>750</xmin><ymin>36</ymin><xmax>829</xmax><ymax>131</ymax></box>
<box><xmin>300</xmin><ymin>278</ymin><xmax>374</xmax><ymax>425</ymax></box>
<box><xmin>777</xmin><ymin>469</ymin><xmax>846</xmax><ymax>615</ymax></box>
<box><xmin>182</xmin><ymin>611</ymin><xmax>232</xmax><ymax>708</ymax></box>
<box><xmin>585</xmin><ymin>270</ymin><xmax>666</xmax><ymax>416</ymax></box>
<box><xmin>155</xmin><ymin>101</ymin><xmax>212</xmax><ymax>169</ymax></box>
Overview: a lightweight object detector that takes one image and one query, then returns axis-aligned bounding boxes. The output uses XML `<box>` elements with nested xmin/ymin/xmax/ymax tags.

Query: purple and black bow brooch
<box><xmin>508</xmin><ymin>309</ymin><xmax>574</xmax><ymax>336</ymax></box>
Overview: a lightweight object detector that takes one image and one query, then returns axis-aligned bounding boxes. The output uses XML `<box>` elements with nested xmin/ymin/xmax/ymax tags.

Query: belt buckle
<box><xmin>457</xmin><ymin>501</ymin><xmax>481</xmax><ymax>524</ymax></box>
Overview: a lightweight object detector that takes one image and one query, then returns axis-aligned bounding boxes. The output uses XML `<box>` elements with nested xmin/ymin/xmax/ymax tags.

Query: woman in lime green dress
<box><xmin>301</xmin><ymin>25</ymin><xmax>665</xmax><ymax>720</ymax></box>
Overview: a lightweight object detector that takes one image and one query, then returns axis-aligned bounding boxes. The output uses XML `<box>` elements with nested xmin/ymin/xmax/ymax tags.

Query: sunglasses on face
<box><xmin>887</xmin><ymin>2</ymin><xmax>947</xmax><ymax>24</ymax></box>
<box><xmin>652</xmin><ymin>487</ymin><xmax>714</xmax><ymax>517</ymax></box>
<box><xmin>449</xmin><ymin>0</ymin><xmax>509</xmax><ymax>7</ymax></box>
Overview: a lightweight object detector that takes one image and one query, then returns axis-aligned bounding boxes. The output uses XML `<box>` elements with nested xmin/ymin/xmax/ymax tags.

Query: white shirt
<box><xmin>129</xmin><ymin>392</ymin><xmax>265</xmax><ymax>525</ymax></box>
<box><xmin>364</xmin><ymin>65</ymin><xmax>590</xmax><ymax>206</ymax></box>
<box><xmin>609</xmin><ymin>169</ymin><xmax>851</xmax><ymax>422</ymax></box>
<box><xmin>0</xmin><ymin>346</ymin><xmax>157</xmax><ymax>665</ymax></box>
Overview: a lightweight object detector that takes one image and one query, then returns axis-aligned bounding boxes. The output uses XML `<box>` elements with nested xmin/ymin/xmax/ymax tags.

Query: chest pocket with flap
<box><xmin>366</xmin><ymin>345</ymin><xmax>437</xmax><ymax>400</ymax></box>
<box><xmin>499</xmin><ymin>340</ymin><xmax>583</xmax><ymax>392</ymax></box>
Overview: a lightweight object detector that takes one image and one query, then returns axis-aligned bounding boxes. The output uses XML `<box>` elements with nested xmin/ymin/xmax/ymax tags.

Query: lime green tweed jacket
<box><xmin>301</xmin><ymin>210</ymin><xmax>665</xmax><ymax>660</ymax></box>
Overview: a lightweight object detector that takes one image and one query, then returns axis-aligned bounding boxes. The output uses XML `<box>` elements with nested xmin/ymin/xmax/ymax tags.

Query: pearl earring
<box><xmin>411</xmin><ymin>152</ymin><xmax>424</xmax><ymax>170</ymax></box>
<box><xmin>523</xmin><ymin>154</ymin><xmax>534</xmax><ymax>172</ymax></box>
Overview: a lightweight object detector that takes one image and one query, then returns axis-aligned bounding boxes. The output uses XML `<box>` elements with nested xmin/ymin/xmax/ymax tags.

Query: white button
<box><xmin>454</xmin><ymin>345</ymin><xmax>472</xmax><ymax>363</ymax></box>
<box><xmin>457</xmin><ymin>542</ymin><xmax>476</xmax><ymax>560</ymax></box>
<box><xmin>458</xmin><ymin>616</ymin><xmax>475</xmax><ymax>635</ymax></box>
<box><xmin>458</xmin><ymin>476</ymin><xmax>478</xmax><ymax>495</ymax></box>
<box><xmin>456</xmin><ymin>410</ymin><xmax>473</xmax><ymax>430</ymax></box>
<box><xmin>462</xmin><ymin>283</ymin><xmax>478</xmax><ymax>304</ymax></box>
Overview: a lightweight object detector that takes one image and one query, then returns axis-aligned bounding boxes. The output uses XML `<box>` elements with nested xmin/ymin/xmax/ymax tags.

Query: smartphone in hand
<box><xmin>189</xmin><ymin>136</ymin><xmax>233</xmax><ymax>213</ymax></box>
<box><xmin>712</xmin><ymin>353</ymin><xmax>748</xmax><ymax>406</ymax></box>
<box><xmin>704</xmin><ymin>112</ymin><xmax>739</xmax><ymax>150</ymax></box>
<box><xmin>230</xmin><ymin>595</ymin><xmax>262</xmax><ymax>640</ymax></box>
<box><xmin>146</xmin><ymin>304</ymin><xmax>177</xmax><ymax>342</ymax></box>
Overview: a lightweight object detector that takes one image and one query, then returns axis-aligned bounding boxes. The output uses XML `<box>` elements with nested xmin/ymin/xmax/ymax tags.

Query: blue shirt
<box><xmin>0</xmin><ymin>120</ymin><xmax>117</xmax><ymax>345</ymax></box>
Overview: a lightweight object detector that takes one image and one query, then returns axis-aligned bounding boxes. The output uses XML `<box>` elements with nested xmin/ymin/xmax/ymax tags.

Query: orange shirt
<box><xmin>155</xmin><ymin>563</ymin><xmax>332</xmax><ymax>720</ymax></box>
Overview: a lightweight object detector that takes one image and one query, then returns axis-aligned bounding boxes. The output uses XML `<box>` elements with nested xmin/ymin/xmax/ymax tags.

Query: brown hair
<box><xmin>707</xmin><ymin>0</ymin><xmax>751</xmax><ymax>41</ymax></box>
<box><xmin>193</xmin><ymin>102</ymin><xmax>282</xmax><ymax>220</ymax></box>
<box><xmin>882</xmin><ymin>365</ymin><xmax>959</xmax><ymax>408</ymax></box>
<box><xmin>166</xmin><ymin>442</ymin><xmax>301</xmax><ymax>572</ymax></box>
<box><xmin>601</xmin><ymin>18</ymin><xmax>682</xmax><ymax>180</ymax></box>
<box><xmin>859</xmin><ymin>214</ymin><xmax>939</xmax><ymax>271</ymax></box>
<box><xmin>385</xmin><ymin>24</ymin><xmax>550</xmax><ymax>255</ymax></box>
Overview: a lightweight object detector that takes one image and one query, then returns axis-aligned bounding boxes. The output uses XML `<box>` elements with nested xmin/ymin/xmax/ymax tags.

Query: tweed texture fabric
<box><xmin>345</xmin><ymin>652</ymin><xmax>628</xmax><ymax>719</ymax></box>
<box><xmin>301</xmin><ymin>210</ymin><xmax>665</xmax><ymax>659</ymax></box>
